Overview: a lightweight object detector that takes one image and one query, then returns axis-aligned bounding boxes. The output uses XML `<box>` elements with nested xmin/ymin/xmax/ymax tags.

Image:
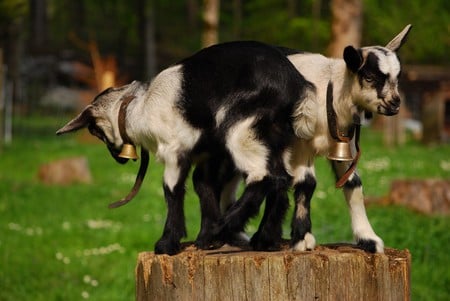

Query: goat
<box><xmin>203</xmin><ymin>25</ymin><xmax>412</xmax><ymax>253</ymax></box>
<box><xmin>56</xmin><ymin>41</ymin><xmax>312</xmax><ymax>255</ymax></box>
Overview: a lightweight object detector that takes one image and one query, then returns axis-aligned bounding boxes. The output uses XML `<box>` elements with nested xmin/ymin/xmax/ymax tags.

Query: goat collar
<box><xmin>109</xmin><ymin>94</ymin><xmax>150</xmax><ymax>209</ymax></box>
<box><xmin>118</xmin><ymin>95</ymin><xmax>135</xmax><ymax>147</ymax></box>
<box><xmin>326</xmin><ymin>81</ymin><xmax>361</xmax><ymax>188</ymax></box>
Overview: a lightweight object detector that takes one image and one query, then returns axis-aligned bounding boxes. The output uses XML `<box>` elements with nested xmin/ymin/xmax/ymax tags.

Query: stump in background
<box><xmin>388</xmin><ymin>179</ymin><xmax>450</xmax><ymax>215</ymax></box>
<box><xmin>38</xmin><ymin>157</ymin><xmax>92</xmax><ymax>185</ymax></box>
<box><xmin>136</xmin><ymin>244</ymin><xmax>410</xmax><ymax>301</ymax></box>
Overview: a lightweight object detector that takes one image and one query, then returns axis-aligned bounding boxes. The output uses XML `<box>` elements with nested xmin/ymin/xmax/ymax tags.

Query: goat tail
<box><xmin>108</xmin><ymin>148</ymin><xmax>150</xmax><ymax>209</ymax></box>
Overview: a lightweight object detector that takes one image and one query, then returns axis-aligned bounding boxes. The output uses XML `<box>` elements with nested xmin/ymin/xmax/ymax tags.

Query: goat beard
<box><xmin>108</xmin><ymin>148</ymin><xmax>150</xmax><ymax>209</ymax></box>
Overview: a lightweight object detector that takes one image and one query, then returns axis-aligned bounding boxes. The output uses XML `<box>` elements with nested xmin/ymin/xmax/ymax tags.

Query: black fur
<box><xmin>291</xmin><ymin>173</ymin><xmax>316</xmax><ymax>246</ymax></box>
<box><xmin>193</xmin><ymin>152</ymin><xmax>236</xmax><ymax>249</ymax></box>
<box><xmin>158</xmin><ymin>41</ymin><xmax>311</xmax><ymax>254</ymax></box>
<box><xmin>343</xmin><ymin>173</ymin><xmax>362</xmax><ymax>190</ymax></box>
<box><xmin>357</xmin><ymin>52</ymin><xmax>387</xmax><ymax>95</ymax></box>
<box><xmin>343</xmin><ymin>46</ymin><xmax>363</xmax><ymax>73</ymax></box>
<box><xmin>155</xmin><ymin>157</ymin><xmax>191</xmax><ymax>255</ymax></box>
<box><xmin>356</xmin><ymin>239</ymin><xmax>377</xmax><ymax>253</ymax></box>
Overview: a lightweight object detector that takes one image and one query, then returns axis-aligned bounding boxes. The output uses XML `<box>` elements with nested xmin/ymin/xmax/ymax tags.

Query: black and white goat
<box><xmin>205</xmin><ymin>25</ymin><xmax>412</xmax><ymax>253</ymax></box>
<box><xmin>56</xmin><ymin>41</ymin><xmax>311</xmax><ymax>255</ymax></box>
<box><xmin>286</xmin><ymin>25</ymin><xmax>411</xmax><ymax>253</ymax></box>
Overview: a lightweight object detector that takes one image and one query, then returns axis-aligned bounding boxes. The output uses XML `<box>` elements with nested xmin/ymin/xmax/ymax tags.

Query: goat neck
<box><xmin>329</xmin><ymin>61</ymin><xmax>360</xmax><ymax>131</ymax></box>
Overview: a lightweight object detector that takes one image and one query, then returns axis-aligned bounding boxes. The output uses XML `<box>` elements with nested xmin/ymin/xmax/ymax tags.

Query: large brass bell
<box><xmin>327</xmin><ymin>141</ymin><xmax>353</xmax><ymax>162</ymax></box>
<box><xmin>119</xmin><ymin>143</ymin><xmax>139</xmax><ymax>160</ymax></box>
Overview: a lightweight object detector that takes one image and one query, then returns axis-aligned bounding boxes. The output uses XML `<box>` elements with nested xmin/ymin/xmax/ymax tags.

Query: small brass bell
<box><xmin>119</xmin><ymin>143</ymin><xmax>139</xmax><ymax>160</ymax></box>
<box><xmin>327</xmin><ymin>141</ymin><xmax>353</xmax><ymax>162</ymax></box>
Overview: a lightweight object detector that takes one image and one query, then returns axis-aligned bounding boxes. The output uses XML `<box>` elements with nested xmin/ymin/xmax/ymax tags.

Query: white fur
<box><xmin>225</xmin><ymin>116</ymin><xmax>268</xmax><ymax>184</ymax></box>
<box><xmin>129</xmin><ymin>65</ymin><xmax>202</xmax><ymax>163</ymax></box>
<box><xmin>291</xmin><ymin>87</ymin><xmax>318</xmax><ymax>139</ymax></box>
<box><xmin>344</xmin><ymin>186</ymin><xmax>384</xmax><ymax>253</ymax></box>
<box><xmin>292</xmin><ymin>232</ymin><xmax>316</xmax><ymax>251</ymax></box>
<box><xmin>215</xmin><ymin>106</ymin><xmax>228</xmax><ymax>126</ymax></box>
<box><xmin>373</xmin><ymin>49</ymin><xmax>401</xmax><ymax>78</ymax></box>
<box><xmin>286</xmin><ymin>139</ymin><xmax>316</xmax><ymax>184</ymax></box>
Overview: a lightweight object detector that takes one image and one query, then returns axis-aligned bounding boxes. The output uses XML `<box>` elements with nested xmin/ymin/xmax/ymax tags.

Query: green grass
<box><xmin>1</xmin><ymin>115</ymin><xmax>449</xmax><ymax>300</ymax></box>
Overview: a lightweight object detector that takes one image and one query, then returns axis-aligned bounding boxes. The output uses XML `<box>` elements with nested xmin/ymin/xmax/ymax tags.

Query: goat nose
<box><xmin>391</xmin><ymin>96</ymin><xmax>401</xmax><ymax>107</ymax></box>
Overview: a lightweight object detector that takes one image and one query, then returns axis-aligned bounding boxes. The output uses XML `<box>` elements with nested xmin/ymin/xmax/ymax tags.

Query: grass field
<box><xmin>1</xmin><ymin>114</ymin><xmax>449</xmax><ymax>300</ymax></box>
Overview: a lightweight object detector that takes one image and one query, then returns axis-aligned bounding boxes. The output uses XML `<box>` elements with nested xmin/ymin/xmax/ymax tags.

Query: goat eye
<box><xmin>364</xmin><ymin>75</ymin><xmax>374</xmax><ymax>83</ymax></box>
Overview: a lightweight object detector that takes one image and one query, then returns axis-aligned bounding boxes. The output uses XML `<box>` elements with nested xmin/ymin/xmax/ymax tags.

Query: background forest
<box><xmin>1</xmin><ymin>0</ymin><xmax>449</xmax><ymax>95</ymax></box>
<box><xmin>0</xmin><ymin>0</ymin><xmax>449</xmax><ymax>300</ymax></box>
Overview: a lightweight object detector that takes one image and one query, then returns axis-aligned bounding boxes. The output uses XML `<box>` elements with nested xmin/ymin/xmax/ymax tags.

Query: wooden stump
<box><xmin>38</xmin><ymin>156</ymin><xmax>92</xmax><ymax>185</ymax></box>
<box><xmin>389</xmin><ymin>179</ymin><xmax>450</xmax><ymax>215</ymax></box>
<box><xmin>136</xmin><ymin>244</ymin><xmax>411</xmax><ymax>301</ymax></box>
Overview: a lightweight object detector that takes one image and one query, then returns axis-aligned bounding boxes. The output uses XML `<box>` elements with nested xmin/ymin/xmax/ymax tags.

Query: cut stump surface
<box><xmin>136</xmin><ymin>244</ymin><xmax>410</xmax><ymax>301</ymax></box>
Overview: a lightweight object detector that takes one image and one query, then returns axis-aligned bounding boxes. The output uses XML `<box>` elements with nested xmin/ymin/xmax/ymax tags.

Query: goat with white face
<box><xmin>56</xmin><ymin>41</ymin><xmax>310</xmax><ymax>255</ymax></box>
<box><xmin>286</xmin><ymin>25</ymin><xmax>412</xmax><ymax>253</ymax></box>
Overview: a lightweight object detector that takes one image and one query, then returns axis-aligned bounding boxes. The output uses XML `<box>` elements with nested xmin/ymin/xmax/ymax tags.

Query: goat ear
<box><xmin>56</xmin><ymin>106</ymin><xmax>93</xmax><ymax>135</ymax></box>
<box><xmin>385</xmin><ymin>24</ymin><xmax>412</xmax><ymax>52</ymax></box>
<box><xmin>343</xmin><ymin>46</ymin><xmax>363</xmax><ymax>73</ymax></box>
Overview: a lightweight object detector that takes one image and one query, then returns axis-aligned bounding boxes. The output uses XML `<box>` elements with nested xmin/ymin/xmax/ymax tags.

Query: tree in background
<box><xmin>202</xmin><ymin>0</ymin><xmax>220</xmax><ymax>47</ymax></box>
<box><xmin>327</xmin><ymin>0</ymin><xmax>362</xmax><ymax>57</ymax></box>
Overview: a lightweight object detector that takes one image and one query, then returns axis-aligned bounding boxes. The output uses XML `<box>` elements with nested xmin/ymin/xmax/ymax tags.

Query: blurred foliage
<box><xmin>0</xmin><ymin>0</ymin><xmax>449</xmax><ymax>78</ymax></box>
<box><xmin>364</xmin><ymin>0</ymin><xmax>450</xmax><ymax>64</ymax></box>
<box><xmin>0</xmin><ymin>0</ymin><xmax>28</xmax><ymax>23</ymax></box>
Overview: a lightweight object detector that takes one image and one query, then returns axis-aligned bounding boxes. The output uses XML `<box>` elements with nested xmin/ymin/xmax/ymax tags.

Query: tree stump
<box><xmin>38</xmin><ymin>156</ymin><xmax>92</xmax><ymax>185</ymax></box>
<box><xmin>388</xmin><ymin>179</ymin><xmax>450</xmax><ymax>215</ymax></box>
<box><xmin>136</xmin><ymin>244</ymin><xmax>411</xmax><ymax>301</ymax></box>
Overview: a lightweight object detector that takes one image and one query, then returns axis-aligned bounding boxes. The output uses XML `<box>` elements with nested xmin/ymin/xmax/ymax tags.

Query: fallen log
<box><xmin>136</xmin><ymin>244</ymin><xmax>410</xmax><ymax>301</ymax></box>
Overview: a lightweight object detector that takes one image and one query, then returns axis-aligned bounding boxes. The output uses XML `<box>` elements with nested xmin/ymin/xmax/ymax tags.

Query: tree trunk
<box><xmin>202</xmin><ymin>0</ymin><xmax>220</xmax><ymax>47</ymax></box>
<box><xmin>29</xmin><ymin>0</ymin><xmax>48</xmax><ymax>54</ymax></box>
<box><xmin>136</xmin><ymin>244</ymin><xmax>411</xmax><ymax>301</ymax></box>
<box><xmin>138</xmin><ymin>0</ymin><xmax>157</xmax><ymax>79</ymax></box>
<box><xmin>328</xmin><ymin>0</ymin><xmax>363</xmax><ymax>58</ymax></box>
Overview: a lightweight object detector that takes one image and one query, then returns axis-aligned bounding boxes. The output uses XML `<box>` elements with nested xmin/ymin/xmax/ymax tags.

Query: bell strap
<box><xmin>335</xmin><ymin>123</ymin><xmax>361</xmax><ymax>188</ymax></box>
<box><xmin>109</xmin><ymin>148</ymin><xmax>150</xmax><ymax>208</ymax></box>
<box><xmin>118</xmin><ymin>95</ymin><xmax>135</xmax><ymax>145</ymax></box>
<box><xmin>326</xmin><ymin>81</ymin><xmax>362</xmax><ymax>188</ymax></box>
<box><xmin>326</xmin><ymin>82</ymin><xmax>340</xmax><ymax>141</ymax></box>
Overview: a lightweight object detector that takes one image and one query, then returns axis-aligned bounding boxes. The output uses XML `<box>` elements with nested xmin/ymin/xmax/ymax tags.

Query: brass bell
<box><xmin>118</xmin><ymin>143</ymin><xmax>139</xmax><ymax>160</ymax></box>
<box><xmin>327</xmin><ymin>141</ymin><xmax>353</xmax><ymax>162</ymax></box>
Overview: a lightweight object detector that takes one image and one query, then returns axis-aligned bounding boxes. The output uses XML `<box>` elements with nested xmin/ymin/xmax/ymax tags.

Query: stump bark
<box><xmin>136</xmin><ymin>244</ymin><xmax>410</xmax><ymax>301</ymax></box>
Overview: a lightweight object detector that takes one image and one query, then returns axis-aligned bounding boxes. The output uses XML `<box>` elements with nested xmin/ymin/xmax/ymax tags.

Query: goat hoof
<box><xmin>292</xmin><ymin>232</ymin><xmax>316</xmax><ymax>251</ymax></box>
<box><xmin>250</xmin><ymin>231</ymin><xmax>281</xmax><ymax>251</ymax></box>
<box><xmin>195</xmin><ymin>238</ymin><xmax>224</xmax><ymax>250</ymax></box>
<box><xmin>355</xmin><ymin>232</ymin><xmax>384</xmax><ymax>253</ymax></box>
<box><xmin>356</xmin><ymin>238</ymin><xmax>384</xmax><ymax>253</ymax></box>
<box><xmin>228</xmin><ymin>231</ymin><xmax>250</xmax><ymax>248</ymax></box>
<box><xmin>154</xmin><ymin>239</ymin><xmax>181</xmax><ymax>255</ymax></box>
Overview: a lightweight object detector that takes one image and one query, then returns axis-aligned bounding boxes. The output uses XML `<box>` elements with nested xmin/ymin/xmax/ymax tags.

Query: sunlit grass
<box><xmin>0</xmin><ymin>115</ymin><xmax>449</xmax><ymax>300</ymax></box>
